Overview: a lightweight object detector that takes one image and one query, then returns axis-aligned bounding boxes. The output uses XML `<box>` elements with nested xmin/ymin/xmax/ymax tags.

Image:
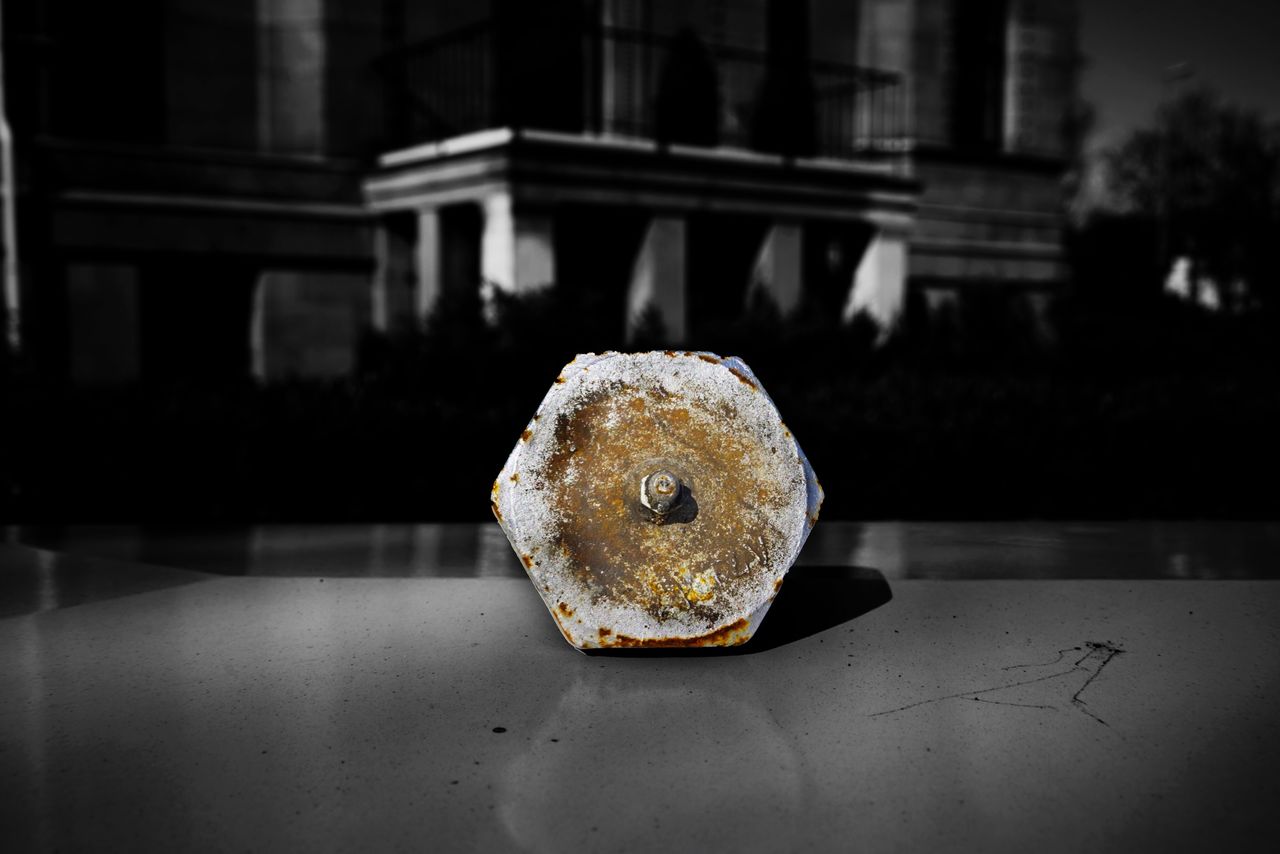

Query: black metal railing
<box><xmin>378</xmin><ymin>21</ymin><xmax>909</xmax><ymax>160</ymax></box>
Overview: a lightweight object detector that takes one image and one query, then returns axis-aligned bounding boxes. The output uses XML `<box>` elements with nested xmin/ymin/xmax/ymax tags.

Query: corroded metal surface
<box><xmin>492</xmin><ymin>351</ymin><xmax>822</xmax><ymax>650</ymax></box>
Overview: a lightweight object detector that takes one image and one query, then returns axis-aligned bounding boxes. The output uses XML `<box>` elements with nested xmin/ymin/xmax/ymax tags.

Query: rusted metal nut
<box><xmin>492</xmin><ymin>351</ymin><xmax>823</xmax><ymax>650</ymax></box>
<box><xmin>640</xmin><ymin>469</ymin><xmax>683</xmax><ymax>517</ymax></box>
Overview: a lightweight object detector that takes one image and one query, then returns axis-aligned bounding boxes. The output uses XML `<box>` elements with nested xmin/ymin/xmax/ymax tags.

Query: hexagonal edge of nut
<box><xmin>492</xmin><ymin>351</ymin><xmax>822</xmax><ymax>652</ymax></box>
<box><xmin>721</xmin><ymin>353</ymin><xmax>824</xmax><ymax>539</ymax></box>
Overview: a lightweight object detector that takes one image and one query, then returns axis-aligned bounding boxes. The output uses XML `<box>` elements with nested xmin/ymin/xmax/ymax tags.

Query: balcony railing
<box><xmin>378</xmin><ymin>20</ymin><xmax>909</xmax><ymax>161</ymax></box>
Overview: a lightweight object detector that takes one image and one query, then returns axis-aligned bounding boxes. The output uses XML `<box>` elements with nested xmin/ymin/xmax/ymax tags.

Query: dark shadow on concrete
<box><xmin>585</xmin><ymin>565</ymin><xmax>892</xmax><ymax>657</ymax></box>
<box><xmin>748</xmin><ymin>565</ymin><xmax>892</xmax><ymax>651</ymax></box>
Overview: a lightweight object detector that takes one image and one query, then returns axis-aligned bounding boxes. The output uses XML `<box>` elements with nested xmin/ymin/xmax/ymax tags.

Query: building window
<box><xmin>951</xmin><ymin>0</ymin><xmax>1008</xmax><ymax>152</ymax></box>
<box><xmin>49</xmin><ymin>0</ymin><xmax>168</xmax><ymax>143</ymax></box>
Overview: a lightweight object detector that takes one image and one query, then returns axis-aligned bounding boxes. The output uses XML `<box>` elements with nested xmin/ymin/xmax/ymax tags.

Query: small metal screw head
<box><xmin>640</xmin><ymin>469</ymin><xmax>683</xmax><ymax>516</ymax></box>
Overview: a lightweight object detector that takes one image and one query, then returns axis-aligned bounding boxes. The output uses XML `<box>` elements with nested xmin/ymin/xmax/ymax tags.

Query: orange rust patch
<box><xmin>557</xmin><ymin>601</ymin><xmax>574</xmax><ymax>617</ymax></box>
<box><xmin>598</xmin><ymin>627</ymin><xmax>612</xmax><ymax>640</ymax></box>
<box><xmin>773</xmin><ymin>577</ymin><xmax>785</xmax><ymax>593</ymax></box>
<box><xmin>522</xmin><ymin>554</ymin><xmax>536</xmax><ymax>570</ymax></box>
<box><xmin>490</xmin><ymin>500</ymin><xmax>502</xmax><ymax>522</ymax></box>
<box><xmin>663</xmin><ymin>350</ymin><xmax>676</xmax><ymax>357</ymax></box>
<box><xmin>603</xmin><ymin>617</ymin><xmax>752</xmax><ymax>648</ymax></box>
<box><xmin>538</xmin><ymin>382</ymin><xmax>796</xmax><ymax>624</ymax></box>
<box><xmin>696</xmin><ymin>354</ymin><xmax>720</xmax><ymax>364</ymax></box>
<box><xmin>727</xmin><ymin>366</ymin><xmax>757</xmax><ymax>389</ymax></box>
<box><xmin>548</xmin><ymin>608</ymin><xmax>574</xmax><ymax>642</ymax></box>
<box><xmin>521</xmin><ymin>429</ymin><xmax>532</xmax><ymax>442</ymax></box>
<box><xmin>554</xmin><ymin>376</ymin><xmax>566</xmax><ymax>384</ymax></box>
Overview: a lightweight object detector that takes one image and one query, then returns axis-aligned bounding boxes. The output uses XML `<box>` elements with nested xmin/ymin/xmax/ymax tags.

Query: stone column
<box><xmin>626</xmin><ymin>215</ymin><xmax>687</xmax><ymax>343</ymax></box>
<box><xmin>414</xmin><ymin>208</ymin><xmax>442</xmax><ymax>321</ymax></box>
<box><xmin>747</xmin><ymin>222</ymin><xmax>803</xmax><ymax>316</ymax></box>
<box><xmin>843</xmin><ymin>228</ymin><xmax>908</xmax><ymax>331</ymax></box>
<box><xmin>481</xmin><ymin>192</ymin><xmax>556</xmax><ymax>296</ymax></box>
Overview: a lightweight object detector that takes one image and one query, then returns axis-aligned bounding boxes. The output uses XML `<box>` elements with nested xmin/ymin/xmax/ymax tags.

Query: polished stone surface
<box><xmin>2</xmin><ymin>530</ymin><xmax>1279</xmax><ymax>851</ymax></box>
<box><xmin>8</xmin><ymin>520</ymin><xmax>1280</xmax><ymax>587</ymax></box>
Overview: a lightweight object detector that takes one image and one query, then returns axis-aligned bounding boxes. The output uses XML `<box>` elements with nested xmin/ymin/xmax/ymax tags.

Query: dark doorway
<box><xmin>687</xmin><ymin>214</ymin><xmax>769</xmax><ymax>336</ymax></box>
<box><xmin>753</xmin><ymin>0</ymin><xmax>816</xmax><ymax>157</ymax></box>
<box><xmin>555</xmin><ymin>205</ymin><xmax>650</xmax><ymax>346</ymax></box>
<box><xmin>439</xmin><ymin>203</ymin><xmax>484</xmax><ymax>300</ymax></box>
<box><xmin>803</xmin><ymin>221</ymin><xmax>874</xmax><ymax>318</ymax></box>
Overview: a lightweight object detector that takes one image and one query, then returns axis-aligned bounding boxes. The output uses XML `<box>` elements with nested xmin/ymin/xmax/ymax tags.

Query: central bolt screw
<box><xmin>641</xmin><ymin>469</ymin><xmax>683</xmax><ymax>516</ymax></box>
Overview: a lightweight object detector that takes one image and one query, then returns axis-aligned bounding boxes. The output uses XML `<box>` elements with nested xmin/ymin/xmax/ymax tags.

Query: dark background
<box><xmin>2</xmin><ymin>0</ymin><xmax>1278</xmax><ymax>524</ymax></box>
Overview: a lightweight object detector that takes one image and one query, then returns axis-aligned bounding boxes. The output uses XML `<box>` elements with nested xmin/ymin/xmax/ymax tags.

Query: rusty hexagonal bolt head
<box><xmin>640</xmin><ymin>469</ymin><xmax>683</xmax><ymax>517</ymax></box>
<box><xmin>492</xmin><ymin>351</ymin><xmax>823</xmax><ymax>650</ymax></box>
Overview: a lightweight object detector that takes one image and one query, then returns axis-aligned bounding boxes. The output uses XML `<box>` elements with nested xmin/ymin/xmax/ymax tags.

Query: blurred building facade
<box><xmin>4</xmin><ymin>0</ymin><xmax>1079</xmax><ymax>383</ymax></box>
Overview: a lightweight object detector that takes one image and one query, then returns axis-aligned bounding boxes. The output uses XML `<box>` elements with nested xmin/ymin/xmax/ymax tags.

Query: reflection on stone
<box><xmin>499</xmin><ymin>671</ymin><xmax>805</xmax><ymax>853</ymax></box>
<box><xmin>6</xmin><ymin>522</ymin><xmax>1280</xmax><ymax>599</ymax></box>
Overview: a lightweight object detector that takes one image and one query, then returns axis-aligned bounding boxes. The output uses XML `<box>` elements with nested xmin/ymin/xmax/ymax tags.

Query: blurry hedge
<box><xmin>2</xmin><ymin>284</ymin><xmax>1279</xmax><ymax>523</ymax></box>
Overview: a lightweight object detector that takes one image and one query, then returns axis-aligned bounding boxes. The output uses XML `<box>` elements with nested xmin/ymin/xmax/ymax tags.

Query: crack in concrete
<box><xmin>968</xmin><ymin>696</ymin><xmax>1058</xmax><ymax>711</ymax></box>
<box><xmin>1001</xmin><ymin>647</ymin><xmax>1079</xmax><ymax>670</ymax></box>
<box><xmin>870</xmin><ymin>641</ymin><xmax>1125</xmax><ymax>726</ymax></box>
<box><xmin>1071</xmin><ymin>642</ymin><xmax>1125</xmax><ymax>726</ymax></box>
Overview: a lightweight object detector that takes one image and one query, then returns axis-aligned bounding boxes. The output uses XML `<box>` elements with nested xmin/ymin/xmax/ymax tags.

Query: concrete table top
<box><xmin>2</xmin><ymin>531</ymin><xmax>1278</xmax><ymax>852</ymax></box>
